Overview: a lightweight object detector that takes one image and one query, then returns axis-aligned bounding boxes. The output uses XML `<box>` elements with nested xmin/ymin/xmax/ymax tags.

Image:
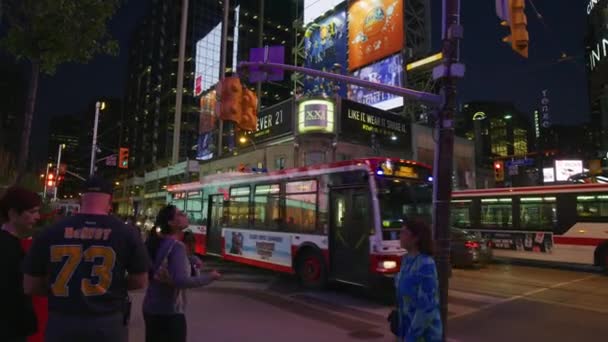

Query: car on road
<box><xmin>451</xmin><ymin>227</ymin><xmax>492</xmax><ymax>268</ymax></box>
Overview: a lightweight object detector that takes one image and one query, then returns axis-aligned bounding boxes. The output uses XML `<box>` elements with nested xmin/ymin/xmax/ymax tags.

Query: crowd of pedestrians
<box><xmin>1</xmin><ymin>175</ymin><xmax>442</xmax><ymax>342</ymax></box>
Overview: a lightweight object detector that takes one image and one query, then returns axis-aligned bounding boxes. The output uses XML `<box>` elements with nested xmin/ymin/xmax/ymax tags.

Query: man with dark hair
<box><xmin>23</xmin><ymin>176</ymin><xmax>150</xmax><ymax>342</ymax></box>
<box><xmin>0</xmin><ymin>186</ymin><xmax>42</xmax><ymax>342</ymax></box>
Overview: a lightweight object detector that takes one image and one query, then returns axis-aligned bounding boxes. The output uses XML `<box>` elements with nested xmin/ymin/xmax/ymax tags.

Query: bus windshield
<box><xmin>376</xmin><ymin>177</ymin><xmax>432</xmax><ymax>237</ymax></box>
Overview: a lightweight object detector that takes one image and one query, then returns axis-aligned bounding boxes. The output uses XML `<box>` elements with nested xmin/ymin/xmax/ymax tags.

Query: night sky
<box><xmin>30</xmin><ymin>0</ymin><xmax>590</xmax><ymax>161</ymax></box>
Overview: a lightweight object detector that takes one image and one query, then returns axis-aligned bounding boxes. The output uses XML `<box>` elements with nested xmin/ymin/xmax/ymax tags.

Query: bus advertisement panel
<box><xmin>224</xmin><ymin>229</ymin><xmax>293</xmax><ymax>267</ymax></box>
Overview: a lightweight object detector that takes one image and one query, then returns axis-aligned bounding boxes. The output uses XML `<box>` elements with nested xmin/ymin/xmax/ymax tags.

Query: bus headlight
<box><xmin>381</xmin><ymin>260</ymin><xmax>398</xmax><ymax>270</ymax></box>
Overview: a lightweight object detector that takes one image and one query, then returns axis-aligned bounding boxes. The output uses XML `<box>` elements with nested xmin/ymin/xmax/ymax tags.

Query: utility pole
<box><xmin>256</xmin><ymin>0</ymin><xmax>265</xmax><ymax>111</ymax></box>
<box><xmin>54</xmin><ymin>144</ymin><xmax>65</xmax><ymax>201</ymax></box>
<box><xmin>43</xmin><ymin>162</ymin><xmax>51</xmax><ymax>199</ymax></box>
<box><xmin>90</xmin><ymin>101</ymin><xmax>103</xmax><ymax>176</ymax></box>
<box><xmin>172</xmin><ymin>0</ymin><xmax>189</xmax><ymax>165</ymax></box>
<box><xmin>217</xmin><ymin>0</ymin><xmax>230</xmax><ymax>157</ymax></box>
<box><xmin>432</xmin><ymin>0</ymin><xmax>463</xmax><ymax>338</ymax></box>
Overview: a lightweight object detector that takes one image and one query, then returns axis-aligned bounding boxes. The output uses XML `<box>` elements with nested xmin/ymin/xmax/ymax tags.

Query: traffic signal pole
<box><xmin>432</xmin><ymin>0</ymin><xmax>463</xmax><ymax>338</ymax></box>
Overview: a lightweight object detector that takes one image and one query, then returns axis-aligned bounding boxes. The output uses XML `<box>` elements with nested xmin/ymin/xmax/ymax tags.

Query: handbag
<box><xmin>387</xmin><ymin>309</ymin><xmax>398</xmax><ymax>336</ymax></box>
<box><xmin>154</xmin><ymin>240</ymin><xmax>177</xmax><ymax>285</ymax></box>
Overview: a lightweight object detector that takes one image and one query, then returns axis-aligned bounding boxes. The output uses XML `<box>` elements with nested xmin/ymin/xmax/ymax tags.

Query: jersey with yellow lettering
<box><xmin>23</xmin><ymin>214</ymin><xmax>150</xmax><ymax>315</ymax></box>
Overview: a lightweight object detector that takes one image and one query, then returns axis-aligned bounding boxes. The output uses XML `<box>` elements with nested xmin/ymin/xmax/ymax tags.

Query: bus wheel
<box><xmin>297</xmin><ymin>251</ymin><xmax>327</xmax><ymax>289</ymax></box>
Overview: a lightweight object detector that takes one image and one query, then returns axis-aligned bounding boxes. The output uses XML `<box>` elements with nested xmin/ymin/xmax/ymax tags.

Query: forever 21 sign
<box><xmin>247</xmin><ymin>99</ymin><xmax>293</xmax><ymax>143</ymax></box>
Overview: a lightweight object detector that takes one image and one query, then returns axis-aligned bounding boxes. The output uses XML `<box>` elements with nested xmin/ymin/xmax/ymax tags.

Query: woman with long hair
<box><xmin>394</xmin><ymin>218</ymin><xmax>443</xmax><ymax>341</ymax></box>
<box><xmin>143</xmin><ymin>205</ymin><xmax>221</xmax><ymax>342</ymax></box>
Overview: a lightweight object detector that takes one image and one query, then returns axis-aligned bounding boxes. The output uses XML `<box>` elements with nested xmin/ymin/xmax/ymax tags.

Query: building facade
<box><xmin>586</xmin><ymin>0</ymin><xmax>608</xmax><ymax>155</ymax></box>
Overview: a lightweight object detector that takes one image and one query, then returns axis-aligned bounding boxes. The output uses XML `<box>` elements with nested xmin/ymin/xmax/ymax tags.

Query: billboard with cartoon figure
<box><xmin>348</xmin><ymin>0</ymin><xmax>404</xmax><ymax>71</ymax></box>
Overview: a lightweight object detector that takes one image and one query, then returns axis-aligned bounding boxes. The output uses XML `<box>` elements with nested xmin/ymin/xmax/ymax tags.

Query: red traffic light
<box><xmin>494</xmin><ymin>162</ymin><xmax>502</xmax><ymax>169</ymax></box>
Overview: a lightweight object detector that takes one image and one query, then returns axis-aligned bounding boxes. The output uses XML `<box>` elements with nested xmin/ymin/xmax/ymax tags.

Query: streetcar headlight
<box><xmin>381</xmin><ymin>260</ymin><xmax>398</xmax><ymax>270</ymax></box>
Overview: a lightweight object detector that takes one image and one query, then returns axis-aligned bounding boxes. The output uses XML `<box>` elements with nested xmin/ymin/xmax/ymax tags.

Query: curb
<box><xmin>492</xmin><ymin>257</ymin><xmax>603</xmax><ymax>274</ymax></box>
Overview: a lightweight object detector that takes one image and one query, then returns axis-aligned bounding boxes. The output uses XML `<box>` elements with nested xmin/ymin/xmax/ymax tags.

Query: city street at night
<box><xmin>128</xmin><ymin>259</ymin><xmax>608</xmax><ymax>341</ymax></box>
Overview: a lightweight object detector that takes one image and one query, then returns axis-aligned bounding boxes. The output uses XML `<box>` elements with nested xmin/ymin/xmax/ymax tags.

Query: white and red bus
<box><xmin>167</xmin><ymin>158</ymin><xmax>433</xmax><ymax>288</ymax></box>
<box><xmin>452</xmin><ymin>184</ymin><xmax>608</xmax><ymax>271</ymax></box>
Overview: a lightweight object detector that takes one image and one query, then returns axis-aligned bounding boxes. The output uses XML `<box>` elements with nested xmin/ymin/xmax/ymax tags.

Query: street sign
<box><xmin>505</xmin><ymin>158</ymin><xmax>534</xmax><ymax>168</ymax></box>
<box><xmin>248</xmin><ymin>46</ymin><xmax>285</xmax><ymax>82</ymax></box>
<box><xmin>105</xmin><ymin>154</ymin><xmax>117</xmax><ymax>167</ymax></box>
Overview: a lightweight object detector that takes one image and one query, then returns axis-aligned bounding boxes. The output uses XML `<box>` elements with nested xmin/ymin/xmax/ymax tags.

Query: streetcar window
<box><xmin>253</xmin><ymin>184</ymin><xmax>281</xmax><ymax>230</ymax></box>
<box><xmin>285</xmin><ymin>180</ymin><xmax>318</xmax><ymax>233</ymax></box>
<box><xmin>520</xmin><ymin>197</ymin><xmax>557</xmax><ymax>231</ymax></box>
<box><xmin>451</xmin><ymin>200</ymin><xmax>472</xmax><ymax>229</ymax></box>
<box><xmin>228</xmin><ymin>186</ymin><xmax>251</xmax><ymax>228</ymax></box>
<box><xmin>576</xmin><ymin>195</ymin><xmax>608</xmax><ymax>218</ymax></box>
<box><xmin>480</xmin><ymin>198</ymin><xmax>512</xmax><ymax>228</ymax></box>
<box><xmin>186</xmin><ymin>191</ymin><xmax>203</xmax><ymax>224</ymax></box>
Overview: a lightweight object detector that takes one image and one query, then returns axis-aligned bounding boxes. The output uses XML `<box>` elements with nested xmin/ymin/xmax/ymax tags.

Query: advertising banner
<box><xmin>477</xmin><ymin>230</ymin><xmax>554</xmax><ymax>254</ymax></box>
<box><xmin>297</xmin><ymin>99</ymin><xmax>336</xmax><ymax>134</ymax></box>
<box><xmin>303</xmin><ymin>10</ymin><xmax>348</xmax><ymax>97</ymax></box>
<box><xmin>347</xmin><ymin>53</ymin><xmax>404</xmax><ymax>110</ymax></box>
<box><xmin>555</xmin><ymin>160</ymin><xmax>583</xmax><ymax>181</ymax></box>
<box><xmin>340</xmin><ymin>99</ymin><xmax>410</xmax><ymax>148</ymax></box>
<box><xmin>197</xmin><ymin>91</ymin><xmax>217</xmax><ymax>161</ymax></box>
<box><xmin>224</xmin><ymin>228</ymin><xmax>292</xmax><ymax>267</ymax></box>
<box><xmin>245</xmin><ymin>99</ymin><xmax>293</xmax><ymax>144</ymax></box>
<box><xmin>193</xmin><ymin>23</ymin><xmax>222</xmax><ymax>96</ymax></box>
<box><xmin>348</xmin><ymin>0</ymin><xmax>404</xmax><ymax>71</ymax></box>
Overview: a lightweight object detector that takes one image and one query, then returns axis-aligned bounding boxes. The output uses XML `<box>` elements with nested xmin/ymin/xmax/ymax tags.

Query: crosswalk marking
<box><xmin>449</xmin><ymin>289</ymin><xmax>506</xmax><ymax>304</ymax></box>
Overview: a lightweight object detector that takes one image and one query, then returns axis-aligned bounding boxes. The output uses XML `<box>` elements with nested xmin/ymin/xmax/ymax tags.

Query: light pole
<box><xmin>53</xmin><ymin>144</ymin><xmax>65</xmax><ymax>201</ymax></box>
<box><xmin>239</xmin><ymin>136</ymin><xmax>266</xmax><ymax>169</ymax></box>
<box><xmin>43</xmin><ymin>162</ymin><xmax>52</xmax><ymax>199</ymax></box>
<box><xmin>90</xmin><ymin>101</ymin><xmax>105</xmax><ymax>176</ymax></box>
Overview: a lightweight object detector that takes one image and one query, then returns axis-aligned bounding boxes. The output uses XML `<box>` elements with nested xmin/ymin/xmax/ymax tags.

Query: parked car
<box><xmin>451</xmin><ymin>227</ymin><xmax>492</xmax><ymax>268</ymax></box>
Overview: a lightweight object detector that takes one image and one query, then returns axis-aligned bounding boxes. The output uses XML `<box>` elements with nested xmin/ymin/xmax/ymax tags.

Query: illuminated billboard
<box><xmin>304</xmin><ymin>0</ymin><xmax>344</xmax><ymax>26</ymax></box>
<box><xmin>297</xmin><ymin>99</ymin><xmax>336</xmax><ymax>134</ymax></box>
<box><xmin>303</xmin><ymin>10</ymin><xmax>347</xmax><ymax>97</ymax></box>
<box><xmin>194</xmin><ymin>23</ymin><xmax>222</xmax><ymax>96</ymax></box>
<box><xmin>555</xmin><ymin>160</ymin><xmax>583</xmax><ymax>181</ymax></box>
<box><xmin>347</xmin><ymin>0</ymin><xmax>404</xmax><ymax>71</ymax></box>
<box><xmin>347</xmin><ymin>53</ymin><xmax>404</xmax><ymax>110</ymax></box>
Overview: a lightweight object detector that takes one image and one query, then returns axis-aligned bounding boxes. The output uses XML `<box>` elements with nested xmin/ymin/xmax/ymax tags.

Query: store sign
<box><xmin>340</xmin><ymin>99</ymin><xmax>410</xmax><ymax>147</ymax></box>
<box><xmin>543</xmin><ymin>167</ymin><xmax>555</xmax><ymax>183</ymax></box>
<box><xmin>555</xmin><ymin>160</ymin><xmax>583</xmax><ymax>181</ymax></box>
<box><xmin>589</xmin><ymin>37</ymin><xmax>608</xmax><ymax>71</ymax></box>
<box><xmin>297</xmin><ymin>99</ymin><xmax>335</xmax><ymax>134</ymax></box>
<box><xmin>540</xmin><ymin>89</ymin><xmax>551</xmax><ymax>128</ymax></box>
<box><xmin>246</xmin><ymin>99</ymin><xmax>293</xmax><ymax>143</ymax></box>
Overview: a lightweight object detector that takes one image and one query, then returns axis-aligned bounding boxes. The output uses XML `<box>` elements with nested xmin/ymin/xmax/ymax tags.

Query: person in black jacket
<box><xmin>0</xmin><ymin>186</ymin><xmax>42</xmax><ymax>342</ymax></box>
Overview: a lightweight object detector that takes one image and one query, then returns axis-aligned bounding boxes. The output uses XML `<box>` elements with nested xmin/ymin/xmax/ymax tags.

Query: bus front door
<box><xmin>207</xmin><ymin>195</ymin><xmax>225</xmax><ymax>255</ymax></box>
<box><xmin>329</xmin><ymin>187</ymin><xmax>371</xmax><ymax>286</ymax></box>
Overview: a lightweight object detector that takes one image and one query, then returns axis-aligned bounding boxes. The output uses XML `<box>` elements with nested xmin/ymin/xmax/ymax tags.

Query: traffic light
<box><xmin>501</xmin><ymin>0</ymin><xmax>529</xmax><ymax>58</ymax></box>
<box><xmin>47</xmin><ymin>173</ymin><xmax>56</xmax><ymax>188</ymax></box>
<box><xmin>494</xmin><ymin>160</ymin><xmax>505</xmax><ymax>182</ymax></box>
<box><xmin>218</xmin><ymin>76</ymin><xmax>243</xmax><ymax>123</ymax></box>
<box><xmin>240</xmin><ymin>88</ymin><xmax>258</xmax><ymax>132</ymax></box>
<box><xmin>118</xmin><ymin>147</ymin><xmax>129</xmax><ymax>169</ymax></box>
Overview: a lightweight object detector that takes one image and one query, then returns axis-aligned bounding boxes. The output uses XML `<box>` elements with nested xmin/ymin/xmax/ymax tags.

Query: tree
<box><xmin>0</xmin><ymin>0</ymin><xmax>121</xmax><ymax>183</ymax></box>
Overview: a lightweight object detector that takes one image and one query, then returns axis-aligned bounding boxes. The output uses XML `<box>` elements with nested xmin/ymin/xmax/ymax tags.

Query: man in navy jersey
<box><xmin>23</xmin><ymin>176</ymin><xmax>149</xmax><ymax>342</ymax></box>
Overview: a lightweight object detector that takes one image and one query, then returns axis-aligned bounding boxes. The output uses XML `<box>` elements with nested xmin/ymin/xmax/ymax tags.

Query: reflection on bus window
<box><xmin>480</xmin><ymin>198</ymin><xmax>512</xmax><ymax>228</ymax></box>
<box><xmin>229</xmin><ymin>186</ymin><xmax>250</xmax><ymax>228</ymax></box>
<box><xmin>254</xmin><ymin>184</ymin><xmax>281</xmax><ymax>230</ymax></box>
<box><xmin>576</xmin><ymin>195</ymin><xmax>608</xmax><ymax>218</ymax></box>
<box><xmin>376</xmin><ymin>178</ymin><xmax>432</xmax><ymax>229</ymax></box>
<box><xmin>520</xmin><ymin>197</ymin><xmax>556</xmax><ymax>230</ymax></box>
<box><xmin>285</xmin><ymin>180</ymin><xmax>318</xmax><ymax>233</ymax></box>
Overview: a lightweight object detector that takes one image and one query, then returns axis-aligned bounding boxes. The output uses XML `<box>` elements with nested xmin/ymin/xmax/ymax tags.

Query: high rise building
<box><xmin>586</xmin><ymin>0</ymin><xmax>608</xmax><ymax>155</ymax></box>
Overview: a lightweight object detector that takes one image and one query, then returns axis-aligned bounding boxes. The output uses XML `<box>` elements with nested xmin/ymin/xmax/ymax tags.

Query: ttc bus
<box><xmin>167</xmin><ymin>158</ymin><xmax>433</xmax><ymax>288</ymax></box>
<box><xmin>452</xmin><ymin>184</ymin><xmax>608</xmax><ymax>271</ymax></box>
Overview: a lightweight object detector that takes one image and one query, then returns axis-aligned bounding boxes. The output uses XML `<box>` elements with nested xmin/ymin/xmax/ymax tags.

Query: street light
<box><xmin>53</xmin><ymin>145</ymin><xmax>65</xmax><ymax>201</ymax></box>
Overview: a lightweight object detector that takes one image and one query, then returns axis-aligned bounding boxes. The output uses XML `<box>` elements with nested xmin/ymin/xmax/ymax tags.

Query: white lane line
<box><xmin>449</xmin><ymin>289</ymin><xmax>505</xmax><ymax>304</ymax></box>
<box><xmin>449</xmin><ymin>274</ymin><xmax>599</xmax><ymax>320</ymax></box>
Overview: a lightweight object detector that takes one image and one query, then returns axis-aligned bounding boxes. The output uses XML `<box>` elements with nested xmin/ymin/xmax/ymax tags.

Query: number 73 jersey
<box><xmin>23</xmin><ymin>214</ymin><xmax>150</xmax><ymax>315</ymax></box>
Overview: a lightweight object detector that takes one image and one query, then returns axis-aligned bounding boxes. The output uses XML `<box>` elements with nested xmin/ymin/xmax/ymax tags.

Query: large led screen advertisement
<box><xmin>348</xmin><ymin>0</ymin><xmax>404</xmax><ymax>71</ymax></box>
<box><xmin>303</xmin><ymin>10</ymin><xmax>348</xmax><ymax>97</ymax></box>
<box><xmin>304</xmin><ymin>0</ymin><xmax>344</xmax><ymax>26</ymax></box>
<box><xmin>347</xmin><ymin>53</ymin><xmax>403</xmax><ymax>110</ymax></box>
<box><xmin>194</xmin><ymin>23</ymin><xmax>222</xmax><ymax>96</ymax></box>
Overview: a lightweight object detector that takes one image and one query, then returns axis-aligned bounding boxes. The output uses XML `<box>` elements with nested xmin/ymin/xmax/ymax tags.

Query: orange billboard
<box><xmin>348</xmin><ymin>0</ymin><xmax>404</xmax><ymax>71</ymax></box>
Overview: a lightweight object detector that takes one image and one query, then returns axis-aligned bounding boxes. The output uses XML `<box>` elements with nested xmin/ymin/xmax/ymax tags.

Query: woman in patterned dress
<box><xmin>395</xmin><ymin>219</ymin><xmax>443</xmax><ymax>341</ymax></box>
